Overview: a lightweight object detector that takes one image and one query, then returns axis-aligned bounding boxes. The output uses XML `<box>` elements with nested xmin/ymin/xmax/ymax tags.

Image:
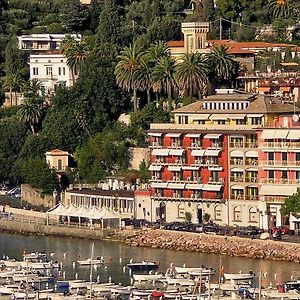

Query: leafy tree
<box><xmin>284</xmin><ymin>47</ymin><xmax>293</xmax><ymax>62</ymax></box>
<box><xmin>18</xmin><ymin>102</ymin><xmax>43</xmax><ymax>134</ymax></box>
<box><xmin>61</xmin><ymin>3</ymin><xmax>89</xmax><ymax>32</ymax></box>
<box><xmin>115</xmin><ymin>42</ymin><xmax>144</xmax><ymax>111</ymax></box>
<box><xmin>281</xmin><ymin>188</ymin><xmax>300</xmax><ymax>217</ymax></box>
<box><xmin>203</xmin><ymin>0</ymin><xmax>215</xmax><ymax>22</ymax></box>
<box><xmin>175</xmin><ymin>53</ymin><xmax>209</xmax><ymax>98</ymax></box>
<box><xmin>21</xmin><ymin>157</ymin><xmax>58</xmax><ymax>195</ymax></box>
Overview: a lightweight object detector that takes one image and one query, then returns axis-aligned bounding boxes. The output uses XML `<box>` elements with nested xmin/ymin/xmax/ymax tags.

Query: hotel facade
<box><xmin>136</xmin><ymin>91</ymin><xmax>300</xmax><ymax>229</ymax></box>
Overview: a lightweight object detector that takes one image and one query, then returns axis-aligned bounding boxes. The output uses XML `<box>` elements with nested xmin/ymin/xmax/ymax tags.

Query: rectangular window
<box><xmin>282</xmin><ymin>152</ymin><xmax>287</xmax><ymax>161</ymax></box>
<box><xmin>33</xmin><ymin>67</ymin><xmax>38</xmax><ymax>75</ymax></box>
<box><xmin>218</xmin><ymin>120</ymin><xmax>226</xmax><ymax>125</ymax></box>
<box><xmin>57</xmin><ymin>159</ymin><xmax>62</xmax><ymax>171</ymax></box>
<box><xmin>282</xmin><ymin>170</ymin><xmax>288</xmax><ymax>179</ymax></box>
<box><xmin>58</xmin><ymin>67</ymin><xmax>61</xmax><ymax>76</ymax></box>
<box><xmin>268</xmin><ymin>152</ymin><xmax>274</xmax><ymax>161</ymax></box>
<box><xmin>296</xmin><ymin>171</ymin><xmax>300</xmax><ymax>180</ymax></box>
<box><xmin>63</xmin><ymin>67</ymin><xmax>65</xmax><ymax>75</ymax></box>
<box><xmin>296</xmin><ymin>153</ymin><xmax>300</xmax><ymax>161</ymax></box>
<box><xmin>46</xmin><ymin>66</ymin><xmax>53</xmax><ymax>76</ymax></box>
<box><xmin>268</xmin><ymin>170</ymin><xmax>274</xmax><ymax>179</ymax></box>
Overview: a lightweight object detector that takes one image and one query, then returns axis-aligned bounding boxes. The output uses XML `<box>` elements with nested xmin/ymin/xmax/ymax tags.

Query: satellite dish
<box><xmin>292</xmin><ymin>114</ymin><xmax>299</xmax><ymax>122</ymax></box>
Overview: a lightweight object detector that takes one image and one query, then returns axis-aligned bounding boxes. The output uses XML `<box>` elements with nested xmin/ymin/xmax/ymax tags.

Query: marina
<box><xmin>0</xmin><ymin>233</ymin><xmax>300</xmax><ymax>299</ymax></box>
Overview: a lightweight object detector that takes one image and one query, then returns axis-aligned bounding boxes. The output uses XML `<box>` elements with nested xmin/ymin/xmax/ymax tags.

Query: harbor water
<box><xmin>0</xmin><ymin>232</ymin><xmax>299</xmax><ymax>287</ymax></box>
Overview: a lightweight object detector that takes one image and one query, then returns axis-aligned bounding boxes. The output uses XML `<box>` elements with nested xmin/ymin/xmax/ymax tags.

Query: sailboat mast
<box><xmin>90</xmin><ymin>242</ymin><xmax>94</xmax><ymax>299</ymax></box>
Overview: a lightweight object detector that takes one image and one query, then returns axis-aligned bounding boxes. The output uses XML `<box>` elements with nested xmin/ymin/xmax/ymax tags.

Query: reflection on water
<box><xmin>0</xmin><ymin>232</ymin><xmax>298</xmax><ymax>286</ymax></box>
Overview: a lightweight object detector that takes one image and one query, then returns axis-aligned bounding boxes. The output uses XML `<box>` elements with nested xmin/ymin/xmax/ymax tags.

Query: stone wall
<box><xmin>21</xmin><ymin>184</ymin><xmax>56</xmax><ymax>208</ymax></box>
<box><xmin>129</xmin><ymin>147</ymin><xmax>150</xmax><ymax>170</ymax></box>
<box><xmin>120</xmin><ymin>229</ymin><xmax>300</xmax><ymax>263</ymax></box>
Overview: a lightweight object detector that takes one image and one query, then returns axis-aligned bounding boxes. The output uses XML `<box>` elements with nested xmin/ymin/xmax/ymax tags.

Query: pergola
<box><xmin>46</xmin><ymin>203</ymin><xmax>132</xmax><ymax>228</ymax></box>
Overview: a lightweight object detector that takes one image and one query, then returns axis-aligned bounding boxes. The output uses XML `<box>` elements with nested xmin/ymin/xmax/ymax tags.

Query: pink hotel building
<box><xmin>135</xmin><ymin>91</ymin><xmax>300</xmax><ymax>230</ymax></box>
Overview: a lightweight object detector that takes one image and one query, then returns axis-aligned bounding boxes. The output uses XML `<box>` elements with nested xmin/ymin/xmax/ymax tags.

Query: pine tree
<box><xmin>203</xmin><ymin>0</ymin><xmax>215</xmax><ymax>22</ymax></box>
<box><xmin>284</xmin><ymin>47</ymin><xmax>293</xmax><ymax>63</ymax></box>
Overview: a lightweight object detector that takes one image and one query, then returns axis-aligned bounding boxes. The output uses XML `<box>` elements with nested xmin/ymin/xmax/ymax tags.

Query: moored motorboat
<box><xmin>127</xmin><ymin>261</ymin><xmax>159</xmax><ymax>272</ymax></box>
<box><xmin>223</xmin><ymin>273</ymin><xmax>255</xmax><ymax>281</ymax></box>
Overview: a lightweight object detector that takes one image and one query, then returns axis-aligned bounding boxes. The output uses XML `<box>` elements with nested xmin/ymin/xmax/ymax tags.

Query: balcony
<box><xmin>230</xmin><ymin>195</ymin><xmax>244</xmax><ymax>200</ymax></box>
<box><xmin>245</xmin><ymin>195</ymin><xmax>259</xmax><ymax>201</ymax></box>
<box><xmin>261</xmin><ymin>178</ymin><xmax>300</xmax><ymax>184</ymax></box>
<box><xmin>152</xmin><ymin>159</ymin><xmax>167</xmax><ymax>166</ymax></box>
<box><xmin>260</xmin><ymin>141</ymin><xmax>300</xmax><ymax>150</ymax></box>
<box><xmin>168</xmin><ymin>142</ymin><xmax>182</xmax><ymax>149</ymax></box>
<box><xmin>230</xmin><ymin>159</ymin><xmax>244</xmax><ymax>166</ymax></box>
<box><xmin>151</xmin><ymin>194</ymin><xmax>224</xmax><ymax>203</ymax></box>
<box><xmin>207</xmin><ymin>142</ymin><xmax>223</xmax><ymax>150</ymax></box>
<box><xmin>190</xmin><ymin>142</ymin><xmax>202</xmax><ymax>150</ymax></box>
<box><xmin>259</xmin><ymin>160</ymin><xmax>300</xmax><ymax>167</ymax></box>
<box><xmin>230</xmin><ymin>142</ymin><xmax>244</xmax><ymax>148</ymax></box>
<box><xmin>245</xmin><ymin>177</ymin><xmax>258</xmax><ymax>183</ymax></box>
<box><xmin>149</xmin><ymin>142</ymin><xmax>163</xmax><ymax>149</ymax></box>
<box><xmin>150</xmin><ymin>176</ymin><xmax>162</xmax><ymax>182</ymax></box>
<box><xmin>263</xmin><ymin>196</ymin><xmax>286</xmax><ymax>203</ymax></box>
<box><xmin>230</xmin><ymin>176</ymin><xmax>244</xmax><ymax>183</ymax></box>
<box><xmin>245</xmin><ymin>142</ymin><xmax>258</xmax><ymax>148</ymax></box>
<box><xmin>245</xmin><ymin>159</ymin><xmax>258</xmax><ymax>166</ymax></box>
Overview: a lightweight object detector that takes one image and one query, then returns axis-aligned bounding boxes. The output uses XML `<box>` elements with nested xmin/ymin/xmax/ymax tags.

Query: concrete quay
<box><xmin>119</xmin><ymin>229</ymin><xmax>300</xmax><ymax>263</ymax></box>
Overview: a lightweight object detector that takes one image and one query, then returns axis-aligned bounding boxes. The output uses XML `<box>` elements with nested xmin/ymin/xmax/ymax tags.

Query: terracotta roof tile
<box><xmin>167</xmin><ymin>40</ymin><xmax>184</xmax><ymax>48</ymax></box>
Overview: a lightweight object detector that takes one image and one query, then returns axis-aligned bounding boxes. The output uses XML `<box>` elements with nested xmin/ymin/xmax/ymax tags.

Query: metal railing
<box><xmin>259</xmin><ymin>160</ymin><xmax>300</xmax><ymax>167</ymax></box>
<box><xmin>260</xmin><ymin>142</ymin><xmax>300</xmax><ymax>149</ymax></box>
<box><xmin>261</xmin><ymin>178</ymin><xmax>300</xmax><ymax>184</ymax></box>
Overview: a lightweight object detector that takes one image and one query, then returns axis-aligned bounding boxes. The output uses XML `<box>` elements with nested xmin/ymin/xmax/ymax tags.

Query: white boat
<box><xmin>127</xmin><ymin>261</ymin><xmax>159</xmax><ymax>272</ymax></box>
<box><xmin>175</xmin><ymin>267</ymin><xmax>215</xmax><ymax>276</ymax></box>
<box><xmin>68</xmin><ymin>280</ymin><xmax>91</xmax><ymax>289</ymax></box>
<box><xmin>165</xmin><ymin>278</ymin><xmax>195</xmax><ymax>286</ymax></box>
<box><xmin>133</xmin><ymin>274</ymin><xmax>164</xmax><ymax>282</ymax></box>
<box><xmin>23</xmin><ymin>252</ymin><xmax>48</xmax><ymax>263</ymax></box>
<box><xmin>77</xmin><ymin>258</ymin><xmax>104</xmax><ymax>266</ymax></box>
<box><xmin>1</xmin><ymin>260</ymin><xmax>22</xmax><ymax>268</ymax></box>
<box><xmin>223</xmin><ymin>273</ymin><xmax>255</xmax><ymax>281</ymax></box>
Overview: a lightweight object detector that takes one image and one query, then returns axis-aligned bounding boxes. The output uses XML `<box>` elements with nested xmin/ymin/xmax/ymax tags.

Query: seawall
<box><xmin>117</xmin><ymin>229</ymin><xmax>300</xmax><ymax>263</ymax></box>
<box><xmin>0</xmin><ymin>219</ymin><xmax>113</xmax><ymax>240</ymax></box>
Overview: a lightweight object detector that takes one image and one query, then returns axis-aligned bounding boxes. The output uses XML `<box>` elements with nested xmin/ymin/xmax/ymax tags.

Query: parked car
<box><xmin>236</xmin><ymin>226</ymin><xmax>262</xmax><ymax>236</ymax></box>
<box><xmin>202</xmin><ymin>222</ymin><xmax>219</xmax><ymax>234</ymax></box>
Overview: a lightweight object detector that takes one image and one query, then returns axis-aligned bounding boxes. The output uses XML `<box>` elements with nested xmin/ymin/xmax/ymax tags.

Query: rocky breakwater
<box><xmin>121</xmin><ymin>229</ymin><xmax>300</xmax><ymax>262</ymax></box>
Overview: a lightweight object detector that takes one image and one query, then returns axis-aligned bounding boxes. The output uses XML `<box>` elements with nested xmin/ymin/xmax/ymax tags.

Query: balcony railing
<box><xmin>261</xmin><ymin>178</ymin><xmax>300</xmax><ymax>184</ymax></box>
<box><xmin>190</xmin><ymin>143</ymin><xmax>202</xmax><ymax>149</ymax></box>
<box><xmin>152</xmin><ymin>159</ymin><xmax>167</xmax><ymax>165</ymax></box>
<box><xmin>245</xmin><ymin>177</ymin><xmax>258</xmax><ymax>183</ymax></box>
<box><xmin>151</xmin><ymin>194</ymin><xmax>224</xmax><ymax>202</ymax></box>
<box><xmin>260</xmin><ymin>142</ymin><xmax>300</xmax><ymax>149</ymax></box>
<box><xmin>259</xmin><ymin>160</ymin><xmax>300</xmax><ymax>167</ymax></box>
<box><xmin>168</xmin><ymin>142</ymin><xmax>182</xmax><ymax>149</ymax></box>
<box><xmin>263</xmin><ymin>196</ymin><xmax>287</xmax><ymax>203</ymax></box>
<box><xmin>230</xmin><ymin>142</ymin><xmax>258</xmax><ymax>148</ymax></box>
<box><xmin>245</xmin><ymin>159</ymin><xmax>258</xmax><ymax>166</ymax></box>
<box><xmin>230</xmin><ymin>159</ymin><xmax>244</xmax><ymax>166</ymax></box>
<box><xmin>245</xmin><ymin>142</ymin><xmax>258</xmax><ymax>148</ymax></box>
<box><xmin>230</xmin><ymin>176</ymin><xmax>244</xmax><ymax>183</ymax></box>
<box><xmin>149</xmin><ymin>142</ymin><xmax>163</xmax><ymax>148</ymax></box>
<box><xmin>208</xmin><ymin>142</ymin><xmax>223</xmax><ymax>149</ymax></box>
<box><xmin>230</xmin><ymin>195</ymin><xmax>244</xmax><ymax>200</ymax></box>
<box><xmin>245</xmin><ymin>195</ymin><xmax>259</xmax><ymax>201</ymax></box>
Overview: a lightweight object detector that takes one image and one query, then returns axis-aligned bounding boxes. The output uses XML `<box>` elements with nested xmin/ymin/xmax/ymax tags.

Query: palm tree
<box><xmin>175</xmin><ymin>53</ymin><xmax>209</xmax><ymax>98</ymax></box>
<box><xmin>147</xmin><ymin>41</ymin><xmax>170</xmax><ymax>64</ymax></box>
<box><xmin>268</xmin><ymin>0</ymin><xmax>291</xmax><ymax>18</ymax></box>
<box><xmin>208</xmin><ymin>45</ymin><xmax>236</xmax><ymax>87</ymax></box>
<box><xmin>3</xmin><ymin>74</ymin><xmax>24</xmax><ymax>106</ymax></box>
<box><xmin>152</xmin><ymin>56</ymin><xmax>177</xmax><ymax>98</ymax></box>
<box><xmin>135</xmin><ymin>57</ymin><xmax>153</xmax><ymax>104</ymax></box>
<box><xmin>60</xmin><ymin>37</ymin><xmax>88</xmax><ymax>83</ymax></box>
<box><xmin>24</xmin><ymin>79</ymin><xmax>43</xmax><ymax>104</ymax></box>
<box><xmin>18</xmin><ymin>102</ymin><xmax>43</xmax><ymax>134</ymax></box>
<box><xmin>115</xmin><ymin>42</ymin><xmax>144</xmax><ymax>111</ymax></box>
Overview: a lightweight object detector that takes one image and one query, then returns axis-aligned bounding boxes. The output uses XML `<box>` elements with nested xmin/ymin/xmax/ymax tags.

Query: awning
<box><xmin>182</xmin><ymin>166</ymin><xmax>200</xmax><ymax>170</ymax></box>
<box><xmin>191</xmin><ymin>149</ymin><xmax>206</xmax><ymax>156</ymax></box>
<box><xmin>152</xmin><ymin>149</ymin><xmax>169</xmax><ymax>156</ymax></box>
<box><xmin>186</xmin><ymin>133</ymin><xmax>201</xmax><ymax>138</ymax></box>
<box><xmin>246</xmin><ymin>168</ymin><xmax>258</xmax><ymax>172</ymax></box>
<box><xmin>258</xmin><ymin>87</ymin><xmax>270</xmax><ymax>92</ymax></box>
<box><xmin>287</xmin><ymin>131</ymin><xmax>300</xmax><ymax>140</ymax></box>
<box><xmin>231</xmin><ymin>168</ymin><xmax>243</xmax><ymax>172</ymax></box>
<box><xmin>231</xmin><ymin>185</ymin><xmax>244</xmax><ymax>190</ymax></box>
<box><xmin>205</xmin><ymin>149</ymin><xmax>221</xmax><ymax>156</ymax></box>
<box><xmin>148</xmin><ymin>132</ymin><xmax>162</xmax><ymax>137</ymax></box>
<box><xmin>166</xmin><ymin>133</ymin><xmax>181</xmax><ymax>138</ymax></box>
<box><xmin>204</xmin><ymin>134</ymin><xmax>222</xmax><ymax>139</ymax></box>
<box><xmin>249</xmin><ymin>114</ymin><xmax>264</xmax><ymax>118</ymax></box>
<box><xmin>273</xmin><ymin>130</ymin><xmax>289</xmax><ymax>139</ymax></box>
<box><xmin>209</xmin><ymin>114</ymin><xmax>228</xmax><ymax>120</ymax></box>
<box><xmin>151</xmin><ymin>182</ymin><xmax>168</xmax><ymax>188</ymax></box>
<box><xmin>245</xmin><ymin>151</ymin><xmax>258</xmax><ymax>158</ymax></box>
<box><xmin>193</xmin><ymin>114</ymin><xmax>211</xmax><ymax>120</ymax></box>
<box><xmin>279</xmin><ymin>86</ymin><xmax>290</xmax><ymax>92</ymax></box>
<box><xmin>168</xmin><ymin>166</ymin><xmax>182</xmax><ymax>172</ymax></box>
<box><xmin>202</xmin><ymin>184</ymin><xmax>222</xmax><ymax>191</ymax></box>
<box><xmin>149</xmin><ymin>165</ymin><xmax>162</xmax><ymax>171</ymax></box>
<box><xmin>186</xmin><ymin>184</ymin><xmax>203</xmax><ymax>190</ymax></box>
<box><xmin>260</xmin><ymin>185</ymin><xmax>297</xmax><ymax>196</ymax></box>
<box><xmin>230</xmin><ymin>150</ymin><xmax>244</xmax><ymax>157</ymax></box>
<box><xmin>167</xmin><ymin>183</ymin><xmax>185</xmax><ymax>189</ymax></box>
<box><xmin>169</xmin><ymin>149</ymin><xmax>184</xmax><ymax>156</ymax></box>
<box><xmin>230</xmin><ymin>114</ymin><xmax>246</xmax><ymax>120</ymax></box>
<box><xmin>261</xmin><ymin>129</ymin><xmax>274</xmax><ymax>139</ymax></box>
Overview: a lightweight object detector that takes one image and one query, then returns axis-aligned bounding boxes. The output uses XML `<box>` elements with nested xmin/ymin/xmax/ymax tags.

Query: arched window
<box><xmin>233</xmin><ymin>206</ymin><xmax>242</xmax><ymax>222</ymax></box>
<box><xmin>249</xmin><ymin>207</ymin><xmax>258</xmax><ymax>223</ymax></box>
<box><xmin>214</xmin><ymin>205</ymin><xmax>222</xmax><ymax>221</ymax></box>
<box><xmin>178</xmin><ymin>204</ymin><xmax>185</xmax><ymax>219</ymax></box>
